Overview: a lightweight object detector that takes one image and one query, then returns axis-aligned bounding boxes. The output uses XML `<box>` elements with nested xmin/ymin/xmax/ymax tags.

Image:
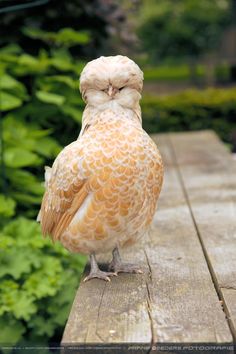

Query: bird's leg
<box><xmin>108</xmin><ymin>247</ymin><xmax>143</xmax><ymax>274</ymax></box>
<box><xmin>83</xmin><ymin>253</ymin><xmax>117</xmax><ymax>282</ymax></box>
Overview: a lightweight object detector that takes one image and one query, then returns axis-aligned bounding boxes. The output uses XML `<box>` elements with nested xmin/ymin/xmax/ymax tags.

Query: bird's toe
<box><xmin>109</xmin><ymin>262</ymin><xmax>143</xmax><ymax>274</ymax></box>
<box><xmin>83</xmin><ymin>270</ymin><xmax>117</xmax><ymax>282</ymax></box>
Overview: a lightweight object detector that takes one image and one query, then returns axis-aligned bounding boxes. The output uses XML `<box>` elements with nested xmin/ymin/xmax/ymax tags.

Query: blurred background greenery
<box><xmin>0</xmin><ymin>0</ymin><xmax>236</xmax><ymax>349</ymax></box>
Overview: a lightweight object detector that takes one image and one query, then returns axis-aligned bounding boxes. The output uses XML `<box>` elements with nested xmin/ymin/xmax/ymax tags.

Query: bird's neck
<box><xmin>79</xmin><ymin>102</ymin><xmax>142</xmax><ymax>137</ymax></box>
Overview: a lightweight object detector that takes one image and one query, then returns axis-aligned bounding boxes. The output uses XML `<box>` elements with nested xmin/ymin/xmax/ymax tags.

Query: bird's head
<box><xmin>79</xmin><ymin>55</ymin><xmax>143</xmax><ymax>111</ymax></box>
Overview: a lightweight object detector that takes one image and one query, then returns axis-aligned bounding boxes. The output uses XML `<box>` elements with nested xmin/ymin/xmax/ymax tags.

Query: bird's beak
<box><xmin>107</xmin><ymin>84</ymin><xmax>116</xmax><ymax>98</ymax></box>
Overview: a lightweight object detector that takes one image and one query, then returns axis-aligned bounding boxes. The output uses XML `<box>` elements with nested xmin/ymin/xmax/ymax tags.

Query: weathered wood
<box><xmin>169</xmin><ymin>130</ymin><xmax>236</xmax><ymax>340</ymax></box>
<box><xmin>61</xmin><ymin>131</ymin><xmax>234</xmax><ymax>352</ymax></box>
<box><xmin>149</xmin><ymin>135</ymin><xmax>233</xmax><ymax>344</ymax></box>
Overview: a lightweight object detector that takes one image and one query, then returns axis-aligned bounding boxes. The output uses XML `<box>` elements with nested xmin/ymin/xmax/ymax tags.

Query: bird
<box><xmin>38</xmin><ymin>55</ymin><xmax>164</xmax><ymax>282</ymax></box>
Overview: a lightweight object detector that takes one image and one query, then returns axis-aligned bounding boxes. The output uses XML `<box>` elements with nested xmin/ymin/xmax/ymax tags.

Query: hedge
<box><xmin>0</xmin><ymin>33</ymin><xmax>87</xmax><ymax>349</ymax></box>
<box><xmin>142</xmin><ymin>87</ymin><xmax>236</xmax><ymax>147</ymax></box>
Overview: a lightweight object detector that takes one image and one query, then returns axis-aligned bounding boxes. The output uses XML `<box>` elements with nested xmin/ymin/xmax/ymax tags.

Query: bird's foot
<box><xmin>83</xmin><ymin>269</ymin><xmax>117</xmax><ymax>282</ymax></box>
<box><xmin>108</xmin><ymin>261</ymin><xmax>143</xmax><ymax>275</ymax></box>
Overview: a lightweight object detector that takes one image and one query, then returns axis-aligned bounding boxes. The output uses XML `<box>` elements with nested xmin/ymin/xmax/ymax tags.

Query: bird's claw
<box><xmin>83</xmin><ymin>270</ymin><xmax>117</xmax><ymax>282</ymax></box>
<box><xmin>108</xmin><ymin>262</ymin><xmax>143</xmax><ymax>274</ymax></box>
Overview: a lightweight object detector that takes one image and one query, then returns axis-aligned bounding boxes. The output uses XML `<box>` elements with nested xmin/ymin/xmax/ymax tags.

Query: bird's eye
<box><xmin>119</xmin><ymin>86</ymin><xmax>125</xmax><ymax>91</ymax></box>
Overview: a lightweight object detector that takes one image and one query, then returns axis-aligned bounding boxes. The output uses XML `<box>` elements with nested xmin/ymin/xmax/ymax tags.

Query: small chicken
<box><xmin>38</xmin><ymin>55</ymin><xmax>164</xmax><ymax>281</ymax></box>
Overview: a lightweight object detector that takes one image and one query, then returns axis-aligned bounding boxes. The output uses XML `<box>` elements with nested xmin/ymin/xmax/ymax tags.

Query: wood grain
<box><xmin>149</xmin><ymin>135</ymin><xmax>232</xmax><ymax>344</ymax></box>
<box><xmin>61</xmin><ymin>131</ymin><xmax>234</xmax><ymax>352</ymax></box>
<box><xmin>169</xmin><ymin>130</ymin><xmax>236</xmax><ymax>340</ymax></box>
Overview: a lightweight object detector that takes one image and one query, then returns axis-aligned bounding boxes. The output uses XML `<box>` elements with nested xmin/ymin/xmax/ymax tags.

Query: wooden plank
<box><xmin>169</xmin><ymin>130</ymin><xmax>236</xmax><ymax>340</ymax></box>
<box><xmin>61</xmin><ymin>244</ymin><xmax>152</xmax><ymax>351</ymax></box>
<box><xmin>149</xmin><ymin>135</ymin><xmax>232</xmax><ymax>345</ymax></box>
<box><xmin>61</xmin><ymin>133</ymin><xmax>233</xmax><ymax>351</ymax></box>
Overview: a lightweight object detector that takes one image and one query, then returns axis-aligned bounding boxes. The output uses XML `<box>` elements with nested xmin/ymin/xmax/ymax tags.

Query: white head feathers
<box><xmin>79</xmin><ymin>55</ymin><xmax>143</xmax><ymax>111</ymax></box>
<box><xmin>80</xmin><ymin>55</ymin><xmax>143</xmax><ymax>95</ymax></box>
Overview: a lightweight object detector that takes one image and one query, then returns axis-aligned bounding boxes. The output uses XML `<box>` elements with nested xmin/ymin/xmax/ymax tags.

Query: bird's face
<box><xmin>79</xmin><ymin>56</ymin><xmax>143</xmax><ymax>110</ymax></box>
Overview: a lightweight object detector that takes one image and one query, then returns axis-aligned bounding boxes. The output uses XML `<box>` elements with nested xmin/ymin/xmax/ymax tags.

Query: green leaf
<box><xmin>11</xmin><ymin>292</ymin><xmax>37</xmax><ymax>320</ymax></box>
<box><xmin>23</xmin><ymin>27</ymin><xmax>90</xmax><ymax>47</ymax></box>
<box><xmin>4</xmin><ymin>110</ymin><xmax>54</xmax><ymax>137</ymax></box>
<box><xmin>0</xmin><ymin>74</ymin><xmax>22</xmax><ymax>90</ymax></box>
<box><xmin>0</xmin><ymin>43</ymin><xmax>22</xmax><ymax>54</ymax></box>
<box><xmin>0</xmin><ymin>234</ymin><xmax>14</xmax><ymax>250</ymax></box>
<box><xmin>0</xmin><ymin>74</ymin><xmax>28</xmax><ymax>100</ymax></box>
<box><xmin>56</xmin><ymin>28</ymin><xmax>90</xmax><ymax>46</ymax></box>
<box><xmin>61</xmin><ymin>105</ymin><xmax>83</xmax><ymax>122</ymax></box>
<box><xmin>0</xmin><ymin>250</ymin><xmax>37</xmax><ymax>279</ymax></box>
<box><xmin>28</xmin><ymin>315</ymin><xmax>56</xmax><ymax>337</ymax></box>
<box><xmin>2</xmin><ymin>218</ymin><xmax>50</xmax><ymax>250</ymax></box>
<box><xmin>50</xmin><ymin>57</ymin><xmax>74</xmax><ymax>71</ymax></box>
<box><xmin>22</xmin><ymin>27</ymin><xmax>52</xmax><ymax>40</ymax></box>
<box><xmin>12</xmin><ymin>192</ymin><xmax>42</xmax><ymax>204</ymax></box>
<box><xmin>0</xmin><ymin>316</ymin><xmax>25</xmax><ymax>344</ymax></box>
<box><xmin>29</xmin><ymin>128</ymin><xmax>53</xmax><ymax>138</ymax></box>
<box><xmin>36</xmin><ymin>90</ymin><xmax>65</xmax><ymax>106</ymax></box>
<box><xmin>0</xmin><ymin>281</ymin><xmax>37</xmax><ymax>321</ymax></box>
<box><xmin>7</xmin><ymin>169</ymin><xmax>44</xmax><ymax>195</ymax></box>
<box><xmin>74</xmin><ymin>61</ymin><xmax>86</xmax><ymax>75</ymax></box>
<box><xmin>35</xmin><ymin>137</ymin><xmax>62</xmax><ymax>157</ymax></box>
<box><xmin>38</xmin><ymin>75</ymin><xmax>77</xmax><ymax>89</ymax></box>
<box><xmin>14</xmin><ymin>53</ymin><xmax>49</xmax><ymax>75</ymax></box>
<box><xmin>4</xmin><ymin>147</ymin><xmax>42</xmax><ymax>168</ymax></box>
<box><xmin>23</xmin><ymin>256</ymin><xmax>63</xmax><ymax>299</ymax></box>
<box><xmin>0</xmin><ymin>195</ymin><xmax>16</xmax><ymax>217</ymax></box>
<box><xmin>3</xmin><ymin>115</ymin><xmax>35</xmax><ymax>149</ymax></box>
<box><xmin>0</xmin><ymin>92</ymin><xmax>23</xmax><ymax>111</ymax></box>
<box><xmin>3</xmin><ymin>217</ymin><xmax>41</xmax><ymax>241</ymax></box>
<box><xmin>18</xmin><ymin>53</ymin><xmax>39</xmax><ymax>66</ymax></box>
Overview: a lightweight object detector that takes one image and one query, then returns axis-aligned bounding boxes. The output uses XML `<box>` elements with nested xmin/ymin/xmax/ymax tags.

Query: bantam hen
<box><xmin>38</xmin><ymin>55</ymin><xmax>164</xmax><ymax>281</ymax></box>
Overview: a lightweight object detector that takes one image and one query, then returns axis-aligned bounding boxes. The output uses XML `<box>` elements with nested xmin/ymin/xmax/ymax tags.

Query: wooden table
<box><xmin>61</xmin><ymin>131</ymin><xmax>236</xmax><ymax>353</ymax></box>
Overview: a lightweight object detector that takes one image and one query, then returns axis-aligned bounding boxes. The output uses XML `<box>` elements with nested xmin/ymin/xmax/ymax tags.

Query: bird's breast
<box><xmin>53</xmin><ymin>116</ymin><xmax>163</xmax><ymax>254</ymax></box>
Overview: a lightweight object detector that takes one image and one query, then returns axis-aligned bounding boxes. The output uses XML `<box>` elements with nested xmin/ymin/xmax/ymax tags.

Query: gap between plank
<box><xmin>143</xmin><ymin>248</ymin><xmax>156</xmax><ymax>354</ymax></box>
<box><xmin>94</xmin><ymin>282</ymin><xmax>107</xmax><ymax>343</ymax></box>
<box><xmin>166</xmin><ymin>134</ymin><xmax>236</xmax><ymax>343</ymax></box>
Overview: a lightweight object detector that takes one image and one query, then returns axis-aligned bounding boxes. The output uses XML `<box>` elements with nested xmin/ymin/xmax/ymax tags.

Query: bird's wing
<box><xmin>39</xmin><ymin>142</ymin><xmax>88</xmax><ymax>241</ymax></box>
<box><xmin>133</xmin><ymin>103</ymin><xmax>142</xmax><ymax>123</ymax></box>
<box><xmin>36</xmin><ymin>166</ymin><xmax>52</xmax><ymax>222</ymax></box>
<box><xmin>78</xmin><ymin>106</ymin><xmax>92</xmax><ymax>138</ymax></box>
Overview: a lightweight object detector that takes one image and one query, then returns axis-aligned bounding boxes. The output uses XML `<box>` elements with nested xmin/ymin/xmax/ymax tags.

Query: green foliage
<box><xmin>143</xmin><ymin>63</ymin><xmax>231</xmax><ymax>83</ymax></box>
<box><xmin>22</xmin><ymin>27</ymin><xmax>90</xmax><ymax>48</ymax></box>
<box><xmin>142</xmin><ymin>87</ymin><xmax>236</xmax><ymax>145</ymax></box>
<box><xmin>0</xmin><ymin>195</ymin><xmax>16</xmax><ymax>218</ymax></box>
<box><xmin>1</xmin><ymin>114</ymin><xmax>61</xmax><ymax>216</ymax></box>
<box><xmin>0</xmin><ymin>28</ymin><xmax>87</xmax><ymax>348</ymax></box>
<box><xmin>0</xmin><ymin>217</ymin><xmax>86</xmax><ymax>345</ymax></box>
<box><xmin>0</xmin><ymin>39</ymin><xmax>85</xmax><ymax>218</ymax></box>
<box><xmin>0</xmin><ymin>0</ymin><xmax>111</xmax><ymax>57</ymax></box>
<box><xmin>0</xmin><ymin>91</ymin><xmax>24</xmax><ymax>111</ymax></box>
<box><xmin>138</xmin><ymin>0</ymin><xmax>230</xmax><ymax>61</ymax></box>
<box><xmin>36</xmin><ymin>90</ymin><xmax>65</xmax><ymax>106</ymax></box>
<box><xmin>0</xmin><ymin>317</ymin><xmax>25</xmax><ymax>344</ymax></box>
<box><xmin>144</xmin><ymin>64</ymin><xmax>205</xmax><ymax>81</ymax></box>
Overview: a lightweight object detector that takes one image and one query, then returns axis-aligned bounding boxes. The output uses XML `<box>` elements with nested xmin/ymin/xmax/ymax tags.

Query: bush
<box><xmin>0</xmin><ymin>40</ymin><xmax>85</xmax><ymax>220</ymax></box>
<box><xmin>137</xmin><ymin>0</ymin><xmax>229</xmax><ymax>62</ymax></box>
<box><xmin>143</xmin><ymin>63</ymin><xmax>230</xmax><ymax>83</ymax></box>
<box><xmin>142</xmin><ymin>87</ymin><xmax>236</xmax><ymax>146</ymax></box>
<box><xmin>0</xmin><ymin>217</ymin><xmax>86</xmax><ymax>346</ymax></box>
<box><xmin>143</xmin><ymin>64</ymin><xmax>205</xmax><ymax>82</ymax></box>
<box><xmin>0</xmin><ymin>31</ymin><xmax>87</xmax><ymax>348</ymax></box>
